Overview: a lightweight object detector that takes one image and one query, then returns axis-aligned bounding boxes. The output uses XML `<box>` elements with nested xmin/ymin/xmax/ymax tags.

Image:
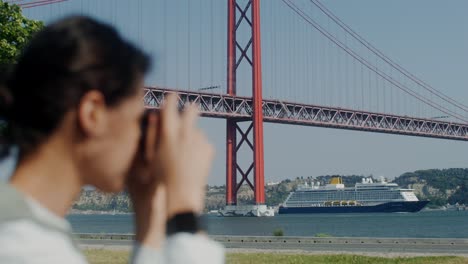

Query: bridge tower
<box><xmin>222</xmin><ymin>0</ymin><xmax>273</xmax><ymax>216</ymax></box>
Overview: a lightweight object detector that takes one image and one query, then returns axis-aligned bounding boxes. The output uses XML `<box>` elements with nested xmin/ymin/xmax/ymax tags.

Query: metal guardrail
<box><xmin>75</xmin><ymin>233</ymin><xmax>468</xmax><ymax>246</ymax></box>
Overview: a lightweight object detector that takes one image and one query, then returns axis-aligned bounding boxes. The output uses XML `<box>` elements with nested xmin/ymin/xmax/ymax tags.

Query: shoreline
<box><xmin>68</xmin><ymin>210</ymin><xmax>219</xmax><ymax>215</ymax></box>
<box><xmin>68</xmin><ymin>205</ymin><xmax>465</xmax><ymax>215</ymax></box>
<box><xmin>68</xmin><ymin>209</ymin><xmax>132</xmax><ymax>215</ymax></box>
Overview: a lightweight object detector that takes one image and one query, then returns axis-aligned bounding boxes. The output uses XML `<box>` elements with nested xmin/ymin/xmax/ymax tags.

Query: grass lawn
<box><xmin>84</xmin><ymin>249</ymin><xmax>468</xmax><ymax>264</ymax></box>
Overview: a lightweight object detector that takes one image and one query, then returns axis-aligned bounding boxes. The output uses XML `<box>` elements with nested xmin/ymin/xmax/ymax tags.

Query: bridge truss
<box><xmin>144</xmin><ymin>87</ymin><xmax>468</xmax><ymax>141</ymax></box>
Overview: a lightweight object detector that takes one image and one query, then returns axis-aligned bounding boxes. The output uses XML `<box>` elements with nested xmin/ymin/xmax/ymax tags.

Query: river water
<box><xmin>68</xmin><ymin>210</ymin><xmax>468</xmax><ymax>238</ymax></box>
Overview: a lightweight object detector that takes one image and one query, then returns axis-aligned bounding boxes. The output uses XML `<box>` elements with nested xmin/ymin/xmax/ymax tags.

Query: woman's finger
<box><xmin>181</xmin><ymin>103</ymin><xmax>199</xmax><ymax>133</ymax></box>
<box><xmin>160</xmin><ymin>93</ymin><xmax>180</xmax><ymax>139</ymax></box>
<box><xmin>144</xmin><ymin>112</ymin><xmax>158</xmax><ymax>163</ymax></box>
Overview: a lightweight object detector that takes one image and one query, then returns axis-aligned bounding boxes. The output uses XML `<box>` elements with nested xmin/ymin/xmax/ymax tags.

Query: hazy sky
<box><xmin>1</xmin><ymin>0</ymin><xmax>468</xmax><ymax>185</ymax></box>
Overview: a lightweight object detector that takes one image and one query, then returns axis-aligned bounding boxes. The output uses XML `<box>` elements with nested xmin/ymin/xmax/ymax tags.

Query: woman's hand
<box><xmin>156</xmin><ymin>94</ymin><xmax>215</xmax><ymax>218</ymax></box>
<box><xmin>127</xmin><ymin>106</ymin><xmax>164</xmax><ymax>248</ymax></box>
<box><xmin>127</xmin><ymin>93</ymin><xmax>215</xmax><ymax>249</ymax></box>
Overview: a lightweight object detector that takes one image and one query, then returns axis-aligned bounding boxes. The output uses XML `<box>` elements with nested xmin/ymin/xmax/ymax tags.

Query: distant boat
<box><xmin>279</xmin><ymin>177</ymin><xmax>429</xmax><ymax>214</ymax></box>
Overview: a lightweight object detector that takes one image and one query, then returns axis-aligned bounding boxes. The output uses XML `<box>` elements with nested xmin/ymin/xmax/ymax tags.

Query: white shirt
<box><xmin>0</xmin><ymin>196</ymin><xmax>225</xmax><ymax>264</ymax></box>
<box><xmin>0</xmin><ymin>147</ymin><xmax>18</xmax><ymax>182</ymax></box>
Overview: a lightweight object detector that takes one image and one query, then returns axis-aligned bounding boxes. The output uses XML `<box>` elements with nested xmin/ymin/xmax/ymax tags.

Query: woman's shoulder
<box><xmin>0</xmin><ymin>219</ymin><xmax>87</xmax><ymax>264</ymax></box>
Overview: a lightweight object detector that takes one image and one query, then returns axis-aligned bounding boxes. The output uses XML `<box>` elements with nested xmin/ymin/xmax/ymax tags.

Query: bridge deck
<box><xmin>143</xmin><ymin>87</ymin><xmax>468</xmax><ymax>141</ymax></box>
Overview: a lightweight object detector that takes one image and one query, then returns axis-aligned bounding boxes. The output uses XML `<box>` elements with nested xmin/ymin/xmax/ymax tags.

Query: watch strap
<box><xmin>166</xmin><ymin>212</ymin><xmax>204</xmax><ymax>236</ymax></box>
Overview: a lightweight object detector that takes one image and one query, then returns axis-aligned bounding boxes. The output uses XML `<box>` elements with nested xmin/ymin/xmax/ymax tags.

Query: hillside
<box><xmin>73</xmin><ymin>190</ymin><xmax>133</xmax><ymax>213</ymax></box>
<box><xmin>393</xmin><ymin>168</ymin><xmax>468</xmax><ymax>207</ymax></box>
<box><xmin>71</xmin><ymin>169</ymin><xmax>468</xmax><ymax>213</ymax></box>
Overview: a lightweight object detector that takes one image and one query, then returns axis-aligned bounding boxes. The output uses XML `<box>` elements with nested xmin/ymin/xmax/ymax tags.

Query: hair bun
<box><xmin>0</xmin><ymin>85</ymin><xmax>13</xmax><ymax>120</ymax></box>
<box><xmin>0</xmin><ymin>64</ymin><xmax>13</xmax><ymax>120</ymax></box>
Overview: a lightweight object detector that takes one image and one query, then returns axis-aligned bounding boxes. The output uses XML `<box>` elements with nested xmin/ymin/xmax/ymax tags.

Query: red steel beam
<box><xmin>251</xmin><ymin>0</ymin><xmax>265</xmax><ymax>204</ymax></box>
<box><xmin>226</xmin><ymin>0</ymin><xmax>237</xmax><ymax>206</ymax></box>
<box><xmin>223</xmin><ymin>0</ymin><xmax>266</xmax><ymax>206</ymax></box>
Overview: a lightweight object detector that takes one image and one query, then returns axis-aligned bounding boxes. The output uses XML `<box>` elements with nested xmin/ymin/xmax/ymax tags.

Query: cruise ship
<box><xmin>278</xmin><ymin>177</ymin><xmax>429</xmax><ymax>214</ymax></box>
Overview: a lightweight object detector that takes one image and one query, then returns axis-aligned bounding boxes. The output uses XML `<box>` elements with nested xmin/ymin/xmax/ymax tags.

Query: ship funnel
<box><xmin>330</xmin><ymin>177</ymin><xmax>342</xmax><ymax>185</ymax></box>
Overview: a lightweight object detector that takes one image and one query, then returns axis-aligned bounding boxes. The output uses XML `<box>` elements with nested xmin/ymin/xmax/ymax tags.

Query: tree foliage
<box><xmin>0</xmin><ymin>0</ymin><xmax>43</xmax><ymax>70</ymax></box>
<box><xmin>1</xmin><ymin>1</ymin><xmax>43</xmax><ymax>138</ymax></box>
<box><xmin>395</xmin><ymin>168</ymin><xmax>468</xmax><ymax>206</ymax></box>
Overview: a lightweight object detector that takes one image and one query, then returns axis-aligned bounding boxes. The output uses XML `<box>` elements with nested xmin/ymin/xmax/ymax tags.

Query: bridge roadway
<box><xmin>77</xmin><ymin>234</ymin><xmax>468</xmax><ymax>256</ymax></box>
<box><xmin>143</xmin><ymin>87</ymin><xmax>468</xmax><ymax>141</ymax></box>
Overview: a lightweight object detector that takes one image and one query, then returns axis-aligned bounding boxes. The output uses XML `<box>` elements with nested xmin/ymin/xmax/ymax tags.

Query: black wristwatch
<box><xmin>166</xmin><ymin>212</ymin><xmax>205</xmax><ymax>236</ymax></box>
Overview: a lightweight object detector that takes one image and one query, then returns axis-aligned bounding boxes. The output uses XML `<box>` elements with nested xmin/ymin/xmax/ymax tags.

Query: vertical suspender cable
<box><xmin>199</xmin><ymin>0</ymin><xmax>203</xmax><ymax>89</ymax></box>
<box><xmin>210</xmin><ymin>0</ymin><xmax>214</xmax><ymax>88</ymax></box>
<box><xmin>163</xmin><ymin>0</ymin><xmax>167</xmax><ymax>87</ymax></box>
<box><xmin>306</xmin><ymin>9</ymin><xmax>311</xmax><ymax>103</ymax></box>
<box><xmin>311</xmin><ymin>0</ymin><xmax>468</xmax><ymax>113</ymax></box>
<box><xmin>175</xmin><ymin>1</ymin><xmax>179</xmax><ymax>89</ymax></box>
<box><xmin>376</xmin><ymin>57</ymin><xmax>379</xmax><ymax>112</ymax></box>
<box><xmin>360</xmin><ymin>57</ymin><xmax>363</xmax><ymax>110</ymax></box>
<box><xmin>187</xmin><ymin>0</ymin><xmax>191</xmax><ymax>90</ymax></box>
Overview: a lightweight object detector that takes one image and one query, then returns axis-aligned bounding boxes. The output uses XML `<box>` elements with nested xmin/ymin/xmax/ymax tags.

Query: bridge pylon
<box><xmin>221</xmin><ymin>0</ymin><xmax>274</xmax><ymax>217</ymax></box>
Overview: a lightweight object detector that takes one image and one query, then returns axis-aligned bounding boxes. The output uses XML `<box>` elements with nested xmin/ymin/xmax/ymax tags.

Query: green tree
<box><xmin>1</xmin><ymin>1</ymin><xmax>43</xmax><ymax>138</ymax></box>
<box><xmin>1</xmin><ymin>0</ymin><xmax>43</xmax><ymax>71</ymax></box>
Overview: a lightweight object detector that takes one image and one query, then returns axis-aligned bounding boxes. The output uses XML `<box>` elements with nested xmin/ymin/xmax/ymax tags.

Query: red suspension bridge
<box><xmin>16</xmin><ymin>0</ymin><xmax>468</xmax><ymax>216</ymax></box>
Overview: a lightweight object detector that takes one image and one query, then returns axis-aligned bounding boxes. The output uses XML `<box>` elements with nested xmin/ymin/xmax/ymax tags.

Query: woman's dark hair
<box><xmin>0</xmin><ymin>16</ymin><xmax>150</xmax><ymax>156</ymax></box>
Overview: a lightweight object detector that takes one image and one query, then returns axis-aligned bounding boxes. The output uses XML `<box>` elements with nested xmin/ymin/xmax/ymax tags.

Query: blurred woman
<box><xmin>0</xmin><ymin>16</ymin><xmax>223</xmax><ymax>263</ymax></box>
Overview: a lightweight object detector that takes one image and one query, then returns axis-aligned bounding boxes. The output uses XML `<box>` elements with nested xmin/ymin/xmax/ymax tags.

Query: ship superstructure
<box><xmin>279</xmin><ymin>177</ymin><xmax>428</xmax><ymax>214</ymax></box>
